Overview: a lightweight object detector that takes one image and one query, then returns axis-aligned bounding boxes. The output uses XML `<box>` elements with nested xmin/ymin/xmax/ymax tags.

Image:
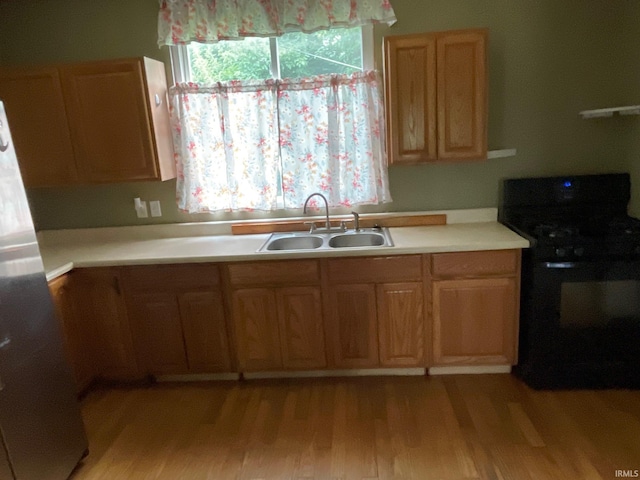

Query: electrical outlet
<box><xmin>134</xmin><ymin>198</ymin><xmax>148</xmax><ymax>218</ymax></box>
<box><xmin>150</xmin><ymin>200</ymin><xmax>162</xmax><ymax>217</ymax></box>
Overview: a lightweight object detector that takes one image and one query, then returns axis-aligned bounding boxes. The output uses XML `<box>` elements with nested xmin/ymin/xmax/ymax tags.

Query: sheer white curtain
<box><xmin>170</xmin><ymin>81</ymin><xmax>280</xmax><ymax>212</ymax></box>
<box><xmin>278</xmin><ymin>72</ymin><xmax>391</xmax><ymax>209</ymax></box>
<box><xmin>169</xmin><ymin>72</ymin><xmax>391</xmax><ymax>213</ymax></box>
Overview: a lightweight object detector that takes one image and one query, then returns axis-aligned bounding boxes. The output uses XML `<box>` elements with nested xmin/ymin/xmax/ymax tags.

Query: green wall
<box><xmin>0</xmin><ymin>0</ymin><xmax>638</xmax><ymax>229</ymax></box>
<box><xmin>620</xmin><ymin>2</ymin><xmax>640</xmax><ymax>217</ymax></box>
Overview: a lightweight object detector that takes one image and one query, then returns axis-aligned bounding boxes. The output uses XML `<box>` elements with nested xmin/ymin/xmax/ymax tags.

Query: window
<box><xmin>168</xmin><ymin>25</ymin><xmax>390</xmax><ymax>213</ymax></box>
<box><xmin>171</xmin><ymin>26</ymin><xmax>373</xmax><ymax>83</ymax></box>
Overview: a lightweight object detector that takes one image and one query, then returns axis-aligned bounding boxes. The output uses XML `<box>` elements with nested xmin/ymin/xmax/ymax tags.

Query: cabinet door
<box><xmin>326</xmin><ymin>284</ymin><xmax>378</xmax><ymax>368</ymax></box>
<box><xmin>436</xmin><ymin>30</ymin><xmax>487</xmax><ymax>161</ymax></box>
<box><xmin>0</xmin><ymin>67</ymin><xmax>77</xmax><ymax>186</ymax></box>
<box><xmin>232</xmin><ymin>289</ymin><xmax>282</xmax><ymax>371</ymax></box>
<box><xmin>60</xmin><ymin>59</ymin><xmax>160</xmax><ymax>183</ymax></box>
<box><xmin>128</xmin><ymin>292</ymin><xmax>189</xmax><ymax>375</ymax></box>
<box><xmin>432</xmin><ymin>278</ymin><xmax>517</xmax><ymax>365</ymax></box>
<box><xmin>179</xmin><ymin>290</ymin><xmax>232</xmax><ymax>373</ymax></box>
<box><xmin>384</xmin><ymin>34</ymin><xmax>437</xmax><ymax>164</ymax></box>
<box><xmin>276</xmin><ymin>287</ymin><xmax>326</xmax><ymax>369</ymax></box>
<box><xmin>48</xmin><ymin>275</ymin><xmax>95</xmax><ymax>391</ymax></box>
<box><xmin>73</xmin><ymin>269</ymin><xmax>139</xmax><ymax>379</ymax></box>
<box><xmin>377</xmin><ymin>282</ymin><xmax>425</xmax><ymax>367</ymax></box>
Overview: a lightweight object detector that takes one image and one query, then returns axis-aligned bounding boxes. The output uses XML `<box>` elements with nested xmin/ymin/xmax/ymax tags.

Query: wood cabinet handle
<box><xmin>113</xmin><ymin>277</ymin><xmax>121</xmax><ymax>296</ymax></box>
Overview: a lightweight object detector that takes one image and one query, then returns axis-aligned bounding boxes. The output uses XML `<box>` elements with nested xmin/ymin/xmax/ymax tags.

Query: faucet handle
<box><xmin>303</xmin><ymin>221</ymin><xmax>317</xmax><ymax>233</ymax></box>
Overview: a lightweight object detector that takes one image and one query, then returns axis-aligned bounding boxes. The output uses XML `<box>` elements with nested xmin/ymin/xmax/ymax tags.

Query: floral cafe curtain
<box><xmin>169</xmin><ymin>71</ymin><xmax>392</xmax><ymax>213</ymax></box>
<box><xmin>158</xmin><ymin>0</ymin><xmax>396</xmax><ymax>46</ymax></box>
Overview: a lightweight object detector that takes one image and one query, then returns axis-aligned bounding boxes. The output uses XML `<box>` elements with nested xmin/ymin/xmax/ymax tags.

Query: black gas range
<box><xmin>510</xmin><ymin>214</ymin><xmax>640</xmax><ymax>262</ymax></box>
<box><xmin>500</xmin><ymin>173</ymin><xmax>640</xmax><ymax>389</ymax></box>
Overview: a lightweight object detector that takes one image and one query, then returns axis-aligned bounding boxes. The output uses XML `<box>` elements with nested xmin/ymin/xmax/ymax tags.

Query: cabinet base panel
<box><xmin>155</xmin><ymin>373</ymin><xmax>240</xmax><ymax>382</ymax></box>
<box><xmin>243</xmin><ymin>368</ymin><xmax>426</xmax><ymax>380</ymax></box>
<box><xmin>429</xmin><ymin>365</ymin><xmax>511</xmax><ymax>375</ymax></box>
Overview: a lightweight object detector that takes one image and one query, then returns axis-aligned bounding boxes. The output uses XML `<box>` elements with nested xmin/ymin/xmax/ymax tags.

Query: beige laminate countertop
<box><xmin>39</xmin><ymin>212</ymin><xmax>529</xmax><ymax>282</ymax></box>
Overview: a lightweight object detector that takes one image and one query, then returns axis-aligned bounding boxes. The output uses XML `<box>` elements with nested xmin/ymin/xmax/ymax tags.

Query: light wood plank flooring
<box><xmin>70</xmin><ymin>374</ymin><xmax>640</xmax><ymax>479</ymax></box>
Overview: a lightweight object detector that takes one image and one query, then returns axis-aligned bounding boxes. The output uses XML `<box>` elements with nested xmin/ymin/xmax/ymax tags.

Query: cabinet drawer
<box><xmin>431</xmin><ymin>250</ymin><xmax>518</xmax><ymax>278</ymax></box>
<box><xmin>327</xmin><ymin>255</ymin><xmax>422</xmax><ymax>284</ymax></box>
<box><xmin>123</xmin><ymin>264</ymin><xmax>221</xmax><ymax>291</ymax></box>
<box><xmin>227</xmin><ymin>260</ymin><xmax>320</xmax><ymax>287</ymax></box>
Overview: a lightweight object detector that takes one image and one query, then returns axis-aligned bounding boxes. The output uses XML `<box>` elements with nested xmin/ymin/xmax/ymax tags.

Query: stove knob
<box><xmin>574</xmin><ymin>246</ymin><xmax>585</xmax><ymax>257</ymax></box>
<box><xmin>555</xmin><ymin>247</ymin><xmax>567</xmax><ymax>257</ymax></box>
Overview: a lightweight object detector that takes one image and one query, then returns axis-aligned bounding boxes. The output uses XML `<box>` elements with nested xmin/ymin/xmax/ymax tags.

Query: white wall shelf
<box><xmin>579</xmin><ymin>105</ymin><xmax>640</xmax><ymax>119</ymax></box>
<box><xmin>487</xmin><ymin>148</ymin><xmax>517</xmax><ymax>159</ymax></box>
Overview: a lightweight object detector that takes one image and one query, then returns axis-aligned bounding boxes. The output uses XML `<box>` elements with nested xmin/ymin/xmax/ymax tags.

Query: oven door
<box><xmin>519</xmin><ymin>258</ymin><xmax>640</xmax><ymax>388</ymax></box>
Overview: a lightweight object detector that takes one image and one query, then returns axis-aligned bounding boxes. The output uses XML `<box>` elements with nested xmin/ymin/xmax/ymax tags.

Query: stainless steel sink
<box><xmin>257</xmin><ymin>228</ymin><xmax>394</xmax><ymax>252</ymax></box>
<box><xmin>328</xmin><ymin>232</ymin><xmax>386</xmax><ymax>248</ymax></box>
<box><xmin>264</xmin><ymin>235</ymin><xmax>323</xmax><ymax>251</ymax></box>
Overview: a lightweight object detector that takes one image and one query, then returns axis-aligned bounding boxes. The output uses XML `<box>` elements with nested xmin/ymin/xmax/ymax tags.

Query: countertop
<box><xmin>38</xmin><ymin>209</ymin><xmax>529</xmax><ymax>281</ymax></box>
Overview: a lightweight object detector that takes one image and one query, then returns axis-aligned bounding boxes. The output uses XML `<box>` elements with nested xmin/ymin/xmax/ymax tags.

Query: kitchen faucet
<box><xmin>303</xmin><ymin>193</ymin><xmax>332</xmax><ymax>233</ymax></box>
<box><xmin>351</xmin><ymin>211</ymin><xmax>360</xmax><ymax>231</ymax></box>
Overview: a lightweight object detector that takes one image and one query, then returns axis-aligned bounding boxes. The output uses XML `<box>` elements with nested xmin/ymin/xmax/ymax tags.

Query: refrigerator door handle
<box><xmin>0</xmin><ymin>135</ymin><xmax>8</xmax><ymax>152</ymax></box>
<box><xmin>0</xmin><ymin>336</ymin><xmax>10</xmax><ymax>389</ymax></box>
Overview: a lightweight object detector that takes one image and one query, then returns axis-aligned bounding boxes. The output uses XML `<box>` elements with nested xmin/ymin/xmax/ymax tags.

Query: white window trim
<box><xmin>361</xmin><ymin>24</ymin><xmax>374</xmax><ymax>71</ymax></box>
<box><xmin>169</xmin><ymin>25</ymin><xmax>374</xmax><ymax>85</ymax></box>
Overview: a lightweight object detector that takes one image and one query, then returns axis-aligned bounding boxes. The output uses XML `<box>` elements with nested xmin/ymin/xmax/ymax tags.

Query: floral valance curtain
<box><xmin>158</xmin><ymin>0</ymin><xmax>396</xmax><ymax>46</ymax></box>
<box><xmin>169</xmin><ymin>71</ymin><xmax>391</xmax><ymax>213</ymax></box>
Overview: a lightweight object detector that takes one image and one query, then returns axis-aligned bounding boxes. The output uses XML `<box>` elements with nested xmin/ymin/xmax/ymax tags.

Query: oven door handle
<box><xmin>543</xmin><ymin>262</ymin><xmax>577</xmax><ymax>269</ymax></box>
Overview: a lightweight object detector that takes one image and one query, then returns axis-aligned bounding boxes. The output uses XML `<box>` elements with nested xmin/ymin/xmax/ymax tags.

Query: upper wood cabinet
<box><xmin>0</xmin><ymin>57</ymin><xmax>175</xmax><ymax>187</ymax></box>
<box><xmin>0</xmin><ymin>68</ymin><xmax>77</xmax><ymax>186</ymax></box>
<box><xmin>384</xmin><ymin>29</ymin><xmax>488</xmax><ymax>164</ymax></box>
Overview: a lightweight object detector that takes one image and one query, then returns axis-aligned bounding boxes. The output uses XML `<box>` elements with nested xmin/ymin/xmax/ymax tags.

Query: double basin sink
<box><xmin>258</xmin><ymin>227</ymin><xmax>394</xmax><ymax>252</ymax></box>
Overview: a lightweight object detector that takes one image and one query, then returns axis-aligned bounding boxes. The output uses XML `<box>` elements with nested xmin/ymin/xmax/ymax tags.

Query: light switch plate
<box><xmin>150</xmin><ymin>200</ymin><xmax>162</xmax><ymax>217</ymax></box>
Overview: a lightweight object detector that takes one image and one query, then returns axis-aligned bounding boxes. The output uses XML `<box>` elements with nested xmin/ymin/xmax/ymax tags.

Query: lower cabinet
<box><xmin>122</xmin><ymin>264</ymin><xmax>232</xmax><ymax>375</ymax></box>
<box><xmin>325</xmin><ymin>256</ymin><xmax>426</xmax><ymax>368</ymax></box>
<box><xmin>377</xmin><ymin>282</ymin><xmax>425</xmax><ymax>367</ymax></box>
<box><xmin>180</xmin><ymin>290</ymin><xmax>231</xmax><ymax>372</ymax></box>
<box><xmin>429</xmin><ymin>250</ymin><xmax>520</xmax><ymax>366</ymax></box>
<box><xmin>48</xmin><ymin>273</ymin><xmax>96</xmax><ymax>391</ymax></box>
<box><xmin>48</xmin><ymin>249</ymin><xmax>522</xmax><ymax>384</ymax></box>
<box><xmin>228</xmin><ymin>261</ymin><xmax>326</xmax><ymax>371</ymax></box>
<box><xmin>326</xmin><ymin>284</ymin><xmax>378</xmax><ymax>368</ymax></box>
<box><xmin>72</xmin><ymin>268</ymin><xmax>139</xmax><ymax>380</ymax></box>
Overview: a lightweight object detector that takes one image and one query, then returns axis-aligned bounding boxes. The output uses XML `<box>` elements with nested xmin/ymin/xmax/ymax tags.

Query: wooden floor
<box><xmin>70</xmin><ymin>374</ymin><xmax>640</xmax><ymax>480</ymax></box>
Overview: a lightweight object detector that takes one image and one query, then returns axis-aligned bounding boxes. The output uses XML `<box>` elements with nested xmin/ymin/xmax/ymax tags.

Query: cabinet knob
<box><xmin>155</xmin><ymin>94</ymin><xmax>162</xmax><ymax>107</ymax></box>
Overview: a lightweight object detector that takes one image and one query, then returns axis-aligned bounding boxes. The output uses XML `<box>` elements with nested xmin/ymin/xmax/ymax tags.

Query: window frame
<box><xmin>169</xmin><ymin>25</ymin><xmax>374</xmax><ymax>84</ymax></box>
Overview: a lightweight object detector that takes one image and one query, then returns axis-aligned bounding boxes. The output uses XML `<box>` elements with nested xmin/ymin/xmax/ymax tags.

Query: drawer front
<box><xmin>123</xmin><ymin>264</ymin><xmax>221</xmax><ymax>291</ymax></box>
<box><xmin>327</xmin><ymin>255</ymin><xmax>422</xmax><ymax>284</ymax></box>
<box><xmin>431</xmin><ymin>250</ymin><xmax>518</xmax><ymax>278</ymax></box>
<box><xmin>227</xmin><ymin>260</ymin><xmax>320</xmax><ymax>287</ymax></box>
